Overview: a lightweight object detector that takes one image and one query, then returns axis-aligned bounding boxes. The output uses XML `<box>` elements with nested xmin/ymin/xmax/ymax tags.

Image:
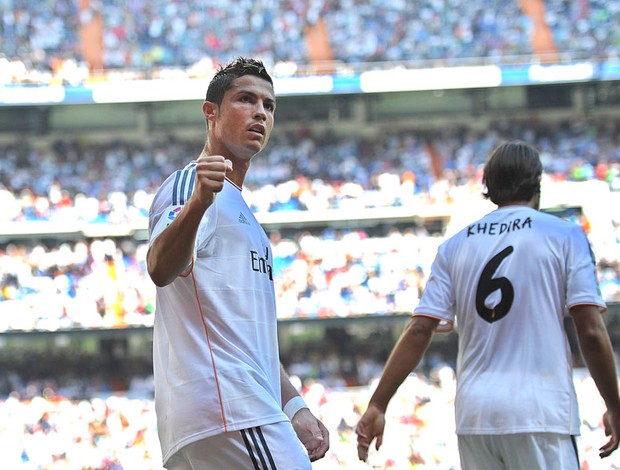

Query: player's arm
<box><xmin>570</xmin><ymin>304</ymin><xmax>620</xmax><ymax>458</ymax></box>
<box><xmin>147</xmin><ymin>156</ymin><xmax>231</xmax><ymax>287</ymax></box>
<box><xmin>279</xmin><ymin>364</ymin><xmax>329</xmax><ymax>461</ymax></box>
<box><xmin>356</xmin><ymin>314</ymin><xmax>439</xmax><ymax>462</ymax></box>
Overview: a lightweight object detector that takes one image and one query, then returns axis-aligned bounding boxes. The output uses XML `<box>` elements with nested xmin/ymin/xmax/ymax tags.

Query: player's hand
<box><xmin>193</xmin><ymin>155</ymin><xmax>233</xmax><ymax>206</ymax></box>
<box><xmin>355</xmin><ymin>402</ymin><xmax>385</xmax><ymax>462</ymax></box>
<box><xmin>600</xmin><ymin>409</ymin><xmax>620</xmax><ymax>458</ymax></box>
<box><xmin>291</xmin><ymin>408</ymin><xmax>330</xmax><ymax>461</ymax></box>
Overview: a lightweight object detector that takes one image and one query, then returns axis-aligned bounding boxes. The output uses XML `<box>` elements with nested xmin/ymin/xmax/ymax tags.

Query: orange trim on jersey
<box><xmin>413</xmin><ymin>313</ymin><xmax>454</xmax><ymax>333</ymax></box>
<box><xmin>179</xmin><ymin>256</ymin><xmax>195</xmax><ymax>278</ymax></box>
<box><xmin>568</xmin><ymin>302</ymin><xmax>608</xmax><ymax>314</ymax></box>
<box><xmin>190</xmin><ymin>270</ymin><xmax>227</xmax><ymax>431</ymax></box>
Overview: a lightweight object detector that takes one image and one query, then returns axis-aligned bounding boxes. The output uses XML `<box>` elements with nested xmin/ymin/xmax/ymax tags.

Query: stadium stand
<box><xmin>1</xmin><ymin>121</ymin><xmax>619</xmax><ymax>332</ymax></box>
<box><xmin>2</xmin><ymin>0</ymin><xmax>620</xmax><ymax>84</ymax></box>
<box><xmin>2</xmin><ymin>1</ymin><xmax>620</xmax><ymax>468</ymax></box>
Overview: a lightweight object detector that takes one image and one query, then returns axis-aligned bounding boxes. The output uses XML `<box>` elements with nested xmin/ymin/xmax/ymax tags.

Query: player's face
<box><xmin>205</xmin><ymin>75</ymin><xmax>276</xmax><ymax>162</ymax></box>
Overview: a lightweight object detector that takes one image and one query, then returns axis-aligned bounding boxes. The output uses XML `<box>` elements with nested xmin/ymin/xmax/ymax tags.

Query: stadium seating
<box><xmin>1</xmin><ymin>2</ymin><xmax>620</xmax><ymax>468</ymax></box>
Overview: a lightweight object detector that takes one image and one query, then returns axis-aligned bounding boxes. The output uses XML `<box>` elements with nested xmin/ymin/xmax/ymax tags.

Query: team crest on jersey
<box><xmin>168</xmin><ymin>206</ymin><xmax>182</xmax><ymax>221</ymax></box>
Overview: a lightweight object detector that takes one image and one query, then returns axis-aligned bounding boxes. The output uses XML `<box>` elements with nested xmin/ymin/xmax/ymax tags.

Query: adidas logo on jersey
<box><xmin>239</xmin><ymin>212</ymin><xmax>250</xmax><ymax>225</ymax></box>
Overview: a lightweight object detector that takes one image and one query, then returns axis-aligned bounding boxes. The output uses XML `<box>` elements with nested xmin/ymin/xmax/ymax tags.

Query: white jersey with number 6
<box><xmin>414</xmin><ymin>205</ymin><xmax>606</xmax><ymax>435</ymax></box>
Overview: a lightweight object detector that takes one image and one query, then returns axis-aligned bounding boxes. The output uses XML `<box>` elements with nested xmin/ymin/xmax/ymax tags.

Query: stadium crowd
<box><xmin>1</xmin><ymin>362</ymin><xmax>617</xmax><ymax>469</ymax></box>
<box><xmin>1</xmin><ymin>119</ymin><xmax>620</xmax><ymax>331</ymax></box>
<box><xmin>1</xmin><ymin>2</ymin><xmax>620</xmax><ymax>468</ymax></box>
<box><xmin>1</xmin><ymin>0</ymin><xmax>619</xmax><ymax>85</ymax></box>
<box><xmin>2</xmin><ymin>120</ymin><xmax>620</xmax><ymax>226</ymax></box>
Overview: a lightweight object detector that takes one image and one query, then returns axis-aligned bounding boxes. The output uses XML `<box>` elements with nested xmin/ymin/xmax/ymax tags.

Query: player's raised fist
<box><xmin>193</xmin><ymin>155</ymin><xmax>233</xmax><ymax>205</ymax></box>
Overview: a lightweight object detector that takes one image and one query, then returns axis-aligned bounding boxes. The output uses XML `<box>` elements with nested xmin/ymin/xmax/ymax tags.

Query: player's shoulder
<box><xmin>150</xmin><ymin>161</ymin><xmax>197</xmax><ymax>212</ymax></box>
<box><xmin>519</xmin><ymin>208</ymin><xmax>589</xmax><ymax>245</ymax></box>
<box><xmin>534</xmin><ymin>209</ymin><xmax>584</xmax><ymax>232</ymax></box>
<box><xmin>157</xmin><ymin>162</ymin><xmax>197</xmax><ymax>197</ymax></box>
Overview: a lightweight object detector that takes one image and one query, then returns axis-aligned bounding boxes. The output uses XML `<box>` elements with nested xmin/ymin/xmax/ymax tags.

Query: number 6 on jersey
<box><xmin>475</xmin><ymin>246</ymin><xmax>515</xmax><ymax>323</ymax></box>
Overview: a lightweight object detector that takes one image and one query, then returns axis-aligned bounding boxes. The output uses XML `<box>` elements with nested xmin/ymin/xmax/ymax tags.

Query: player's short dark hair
<box><xmin>482</xmin><ymin>140</ymin><xmax>542</xmax><ymax>206</ymax></box>
<box><xmin>206</xmin><ymin>57</ymin><xmax>273</xmax><ymax>105</ymax></box>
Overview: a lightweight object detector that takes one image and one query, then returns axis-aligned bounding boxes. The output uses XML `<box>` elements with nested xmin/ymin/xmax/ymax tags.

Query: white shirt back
<box><xmin>414</xmin><ymin>205</ymin><xmax>606</xmax><ymax>435</ymax></box>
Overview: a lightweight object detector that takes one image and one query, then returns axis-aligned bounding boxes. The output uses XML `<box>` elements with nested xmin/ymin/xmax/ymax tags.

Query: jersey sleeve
<box><xmin>148</xmin><ymin>171</ymin><xmax>183</xmax><ymax>246</ymax></box>
<box><xmin>413</xmin><ymin>241</ymin><xmax>455</xmax><ymax>329</ymax></box>
<box><xmin>148</xmin><ymin>166</ymin><xmax>216</xmax><ymax>261</ymax></box>
<box><xmin>565</xmin><ymin>224</ymin><xmax>607</xmax><ymax>313</ymax></box>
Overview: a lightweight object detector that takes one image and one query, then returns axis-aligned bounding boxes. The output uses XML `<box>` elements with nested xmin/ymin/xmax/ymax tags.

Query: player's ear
<box><xmin>203</xmin><ymin>101</ymin><xmax>218</xmax><ymax>124</ymax></box>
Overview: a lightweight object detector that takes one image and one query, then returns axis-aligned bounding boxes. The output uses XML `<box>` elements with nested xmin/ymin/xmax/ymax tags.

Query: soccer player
<box><xmin>355</xmin><ymin>140</ymin><xmax>620</xmax><ymax>469</ymax></box>
<box><xmin>147</xmin><ymin>57</ymin><xmax>329</xmax><ymax>469</ymax></box>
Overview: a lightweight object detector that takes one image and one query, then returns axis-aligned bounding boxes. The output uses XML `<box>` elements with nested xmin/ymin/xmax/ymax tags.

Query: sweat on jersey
<box><xmin>414</xmin><ymin>205</ymin><xmax>606</xmax><ymax>436</ymax></box>
<box><xmin>148</xmin><ymin>163</ymin><xmax>287</xmax><ymax>464</ymax></box>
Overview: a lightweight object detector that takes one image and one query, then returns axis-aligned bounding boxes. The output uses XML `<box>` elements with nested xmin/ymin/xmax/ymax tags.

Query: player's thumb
<box><xmin>224</xmin><ymin>159</ymin><xmax>233</xmax><ymax>172</ymax></box>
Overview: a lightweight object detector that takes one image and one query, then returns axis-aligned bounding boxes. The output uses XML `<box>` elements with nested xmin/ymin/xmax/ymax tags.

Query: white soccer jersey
<box><xmin>414</xmin><ymin>205</ymin><xmax>606</xmax><ymax>436</ymax></box>
<box><xmin>148</xmin><ymin>162</ymin><xmax>286</xmax><ymax>464</ymax></box>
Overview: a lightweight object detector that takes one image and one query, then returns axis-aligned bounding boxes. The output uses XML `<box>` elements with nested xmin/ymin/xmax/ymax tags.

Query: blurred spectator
<box><xmin>0</xmin><ymin>239</ymin><xmax>155</xmax><ymax>331</ymax></box>
<box><xmin>2</xmin><ymin>119</ymin><xmax>620</xmax><ymax>331</ymax></box>
<box><xmin>2</xmin><ymin>0</ymin><xmax>620</xmax><ymax>84</ymax></box>
<box><xmin>1</xmin><ymin>119</ymin><xmax>619</xmax><ymax>225</ymax></box>
<box><xmin>1</xmin><ymin>362</ymin><xmax>617</xmax><ymax>469</ymax></box>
